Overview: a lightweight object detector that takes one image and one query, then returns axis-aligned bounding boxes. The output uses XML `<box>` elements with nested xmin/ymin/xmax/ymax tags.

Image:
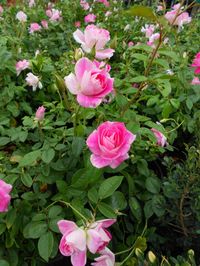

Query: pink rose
<box><xmin>16</xmin><ymin>59</ymin><xmax>30</xmax><ymax>76</ymax></box>
<box><xmin>0</xmin><ymin>179</ymin><xmax>12</xmax><ymax>212</ymax></box>
<box><xmin>46</xmin><ymin>9</ymin><xmax>52</xmax><ymax>17</ymax></box>
<box><xmin>84</xmin><ymin>13</ymin><xmax>96</xmax><ymax>23</ymax></box>
<box><xmin>147</xmin><ymin>33</ymin><xmax>160</xmax><ymax>47</ymax></box>
<box><xmin>191</xmin><ymin>77</ymin><xmax>200</xmax><ymax>85</ymax></box>
<box><xmin>141</xmin><ymin>24</ymin><xmax>155</xmax><ymax>38</ymax></box>
<box><xmin>57</xmin><ymin>219</ymin><xmax>115</xmax><ymax>266</ymax></box>
<box><xmin>49</xmin><ymin>9</ymin><xmax>62</xmax><ymax>22</ymax></box>
<box><xmin>29</xmin><ymin>23</ymin><xmax>41</xmax><ymax>33</ymax></box>
<box><xmin>91</xmin><ymin>247</ymin><xmax>115</xmax><ymax>266</ymax></box>
<box><xmin>165</xmin><ymin>4</ymin><xmax>191</xmax><ymax>27</ymax></box>
<box><xmin>29</xmin><ymin>0</ymin><xmax>35</xmax><ymax>7</ymax></box>
<box><xmin>35</xmin><ymin>106</ymin><xmax>45</xmax><ymax>121</ymax></box>
<box><xmin>151</xmin><ymin>128</ymin><xmax>167</xmax><ymax>147</ymax></box>
<box><xmin>41</xmin><ymin>20</ymin><xmax>48</xmax><ymax>29</ymax></box>
<box><xmin>96</xmin><ymin>0</ymin><xmax>110</xmax><ymax>7</ymax></box>
<box><xmin>73</xmin><ymin>25</ymin><xmax>115</xmax><ymax>60</ymax></box>
<box><xmin>25</xmin><ymin>72</ymin><xmax>42</xmax><ymax>91</ymax></box>
<box><xmin>86</xmin><ymin>121</ymin><xmax>136</xmax><ymax>168</ymax></box>
<box><xmin>0</xmin><ymin>5</ymin><xmax>3</xmax><ymax>15</ymax></box>
<box><xmin>64</xmin><ymin>57</ymin><xmax>114</xmax><ymax>108</ymax></box>
<box><xmin>80</xmin><ymin>0</ymin><xmax>90</xmax><ymax>10</ymax></box>
<box><xmin>191</xmin><ymin>52</ymin><xmax>200</xmax><ymax>75</ymax></box>
<box><xmin>157</xmin><ymin>5</ymin><xmax>164</xmax><ymax>11</ymax></box>
<box><xmin>16</xmin><ymin>11</ymin><xmax>27</xmax><ymax>22</ymax></box>
<box><xmin>75</xmin><ymin>21</ymin><xmax>81</xmax><ymax>28</ymax></box>
<box><xmin>128</xmin><ymin>41</ymin><xmax>134</xmax><ymax>47</ymax></box>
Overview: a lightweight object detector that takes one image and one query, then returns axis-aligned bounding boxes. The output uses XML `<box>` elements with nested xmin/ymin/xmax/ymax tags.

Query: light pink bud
<box><xmin>35</xmin><ymin>106</ymin><xmax>45</xmax><ymax>121</ymax></box>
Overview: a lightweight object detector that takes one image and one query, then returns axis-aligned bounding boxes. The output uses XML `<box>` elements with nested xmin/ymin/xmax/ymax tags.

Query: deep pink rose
<box><xmin>84</xmin><ymin>13</ymin><xmax>96</xmax><ymax>23</ymax></box>
<box><xmin>16</xmin><ymin>59</ymin><xmax>30</xmax><ymax>76</ymax></box>
<box><xmin>75</xmin><ymin>21</ymin><xmax>81</xmax><ymax>28</ymax></box>
<box><xmin>57</xmin><ymin>219</ymin><xmax>115</xmax><ymax>266</ymax></box>
<box><xmin>96</xmin><ymin>0</ymin><xmax>110</xmax><ymax>7</ymax></box>
<box><xmin>64</xmin><ymin>57</ymin><xmax>114</xmax><ymax>108</ymax></box>
<box><xmin>191</xmin><ymin>77</ymin><xmax>200</xmax><ymax>85</ymax></box>
<box><xmin>91</xmin><ymin>247</ymin><xmax>115</xmax><ymax>266</ymax></box>
<box><xmin>35</xmin><ymin>106</ymin><xmax>45</xmax><ymax>121</ymax></box>
<box><xmin>191</xmin><ymin>52</ymin><xmax>200</xmax><ymax>75</ymax></box>
<box><xmin>29</xmin><ymin>23</ymin><xmax>41</xmax><ymax>33</ymax></box>
<box><xmin>0</xmin><ymin>179</ymin><xmax>12</xmax><ymax>212</ymax></box>
<box><xmin>86</xmin><ymin>121</ymin><xmax>136</xmax><ymax>168</ymax></box>
<box><xmin>151</xmin><ymin>128</ymin><xmax>167</xmax><ymax>147</ymax></box>
<box><xmin>73</xmin><ymin>25</ymin><xmax>114</xmax><ymax>60</ymax></box>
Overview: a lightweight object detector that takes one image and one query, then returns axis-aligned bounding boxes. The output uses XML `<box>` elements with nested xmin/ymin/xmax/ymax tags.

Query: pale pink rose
<box><xmin>128</xmin><ymin>41</ymin><xmax>134</xmax><ymax>47</ymax></box>
<box><xmin>29</xmin><ymin>23</ymin><xmax>41</xmax><ymax>34</ymax></box>
<box><xmin>105</xmin><ymin>11</ymin><xmax>112</xmax><ymax>17</ymax></box>
<box><xmin>64</xmin><ymin>57</ymin><xmax>114</xmax><ymax>108</ymax></box>
<box><xmin>80</xmin><ymin>0</ymin><xmax>90</xmax><ymax>10</ymax></box>
<box><xmin>191</xmin><ymin>77</ymin><xmax>200</xmax><ymax>85</ymax></box>
<box><xmin>0</xmin><ymin>179</ymin><xmax>12</xmax><ymax>212</ymax></box>
<box><xmin>16</xmin><ymin>11</ymin><xmax>27</xmax><ymax>22</ymax></box>
<box><xmin>57</xmin><ymin>219</ymin><xmax>115</xmax><ymax>266</ymax></box>
<box><xmin>91</xmin><ymin>248</ymin><xmax>115</xmax><ymax>266</ymax></box>
<box><xmin>191</xmin><ymin>52</ymin><xmax>200</xmax><ymax>75</ymax></box>
<box><xmin>46</xmin><ymin>9</ymin><xmax>52</xmax><ymax>17</ymax></box>
<box><xmin>147</xmin><ymin>33</ymin><xmax>160</xmax><ymax>47</ymax></box>
<box><xmin>86</xmin><ymin>121</ymin><xmax>136</xmax><ymax>168</ymax></box>
<box><xmin>29</xmin><ymin>0</ymin><xmax>35</xmax><ymax>7</ymax></box>
<box><xmin>151</xmin><ymin>128</ymin><xmax>167</xmax><ymax>147</ymax></box>
<box><xmin>141</xmin><ymin>24</ymin><xmax>155</xmax><ymax>38</ymax></box>
<box><xmin>157</xmin><ymin>5</ymin><xmax>163</xmax><ymax>11</ymax></box>
<box><xmin>25</xmin><ymin>72</ymin><xmax>42</xmax><ymax>91</ymax></box>
<box><xmin>49</xmin><ymin>9</ymin><xmax>62</xmax><ymax>22</ymax></box>
<box><xmin>75</xmin><ymin>21</ymin><xmax>81</xmax><ymax>28</ymax></box>
<box><xmin>73</xmin><ymin>24</ymin><xmax>114</xmax><ymax>60</ymax></box>
<box><xmin>35</xmin><ymin>106</ymin><xmax>45</xmax><ymax>121</ymax></box>
<box><xmin>41</xmin><ymin>20</ymin><xmax>48</xmax><ymax>29</ymax></box>
<box><xmin>84</xmin><ymin>13</ymin><xmax>96</xmax><ymax>23</ymax></box>
<box><xmin>165</xmin><ymin>4</ymin><xmax>191</xmax><ymax>27</ymax></box>
<box><xmin>86</xmin><ymin>219</ymin><xmax>116</xmax><ymax>253</ymax></box>
<box><xmin>16</xmin><ymin>59</ymin><xmax>30</xmax><ymax>76</ymax></box>
<box><xmin>96</xmin><ymin>0</ymin><xmax>110</xmax><ymax>7</ymax></box>
<box><xmin>0</xmin><ymin>5</ymin><xmax>3</xmax><ymax>15</ymax></box>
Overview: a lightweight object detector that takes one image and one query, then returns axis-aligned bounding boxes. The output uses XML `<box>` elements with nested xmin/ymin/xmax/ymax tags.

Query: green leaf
<box><xmin>71</xmin><ymin>137</ymin><xmax>85</xmax><ymax>157</ymax></box>
<box><xmin>98</xmin><ymin>202</ymin><xmax>117</xmax><ymax>218</ymax></box>
<box><xmin>152</xmin><ymin>195</ymin><xmax>166</xmax><ymax>217</ymax></box>
<box><xmin>21</xmin><ymin>173</ymin><xmax>33</xmax><ymax>187</ymax></box>
<box><xmin>144</xmin><ymin>200</ymin><xmax>154</xmax><ymax>219</ymax></box>
<box><xmin>0</xmin><ymin>223</ymin><xmax>6</xmax><ymax>235</ymax></box>
<box><xmin>130</xmin><ymin>76</ymin><xmax>147</xmax><ymax>83</ymax></box>
<box><xmin>129</xmin><ymin>197</ymin><xmax>142</xmax><ymax>221</ymax></box>
<box><xmin>6</xmin><ymin>209</ymin><xmax>16</xmax><ymax>229</ymax></box>
<box><xmin>19</xmin><ymin>150</ymin><xmax>41</xmax><ymax>167</ymax></box>
<box><xmin>23</xmin><ymin>221</ymin><xmax>48</xmax><ymax>239</ymax></box>
<box><xmin>88</xmin><ymin>187</ymin><xmax>99</xmax><ymax>204</ymax></box>
<box><xmin>98</xmin><ymin>176</ymin><xmax>124</xmax><ymax>199</ymax></box>
<box><xmin>0</xmin><ymin>260</ymin><xmax>10</xmax><ymax>266</ymax></box>
<box><xmin>145</xmin><ymin>177</ymin><xmax>161</xmax><ymax>194</ymax></box>
<box><xmin>0</xmin><ymin>137</ymin><xmax>10</xmax><ymax>146</ymax></box>
<box><xmin>109</xmin><ymin>191</ymin><xmax>127</xmax><ymax>211</ymax></box>
<box><xmin>131</xmin><ymin>54</ymin><xmax>148</xmax><ymax>62</ymax></box>
<box><xmin>126</xmin><ymin>6</ymin><xmax>157</xmax><ymax>21</ymax></box>
<box><xmin>42</xmin><ymin>148</ymin><xmax>55</xmax><ymax>164</ymax></box>
<box><xmin>186</xmin><ymin>98</ymin><xmax>193</xmax><ymax>110</ymax></box>
<box><xmin>38</xmin><ymin>231</ymin><xmax>54</xmax><ymax>262</ymax></box>
<box><xmin>48</xmin><ymin>206</ymin><xmax>62</xmax><ymax>219</ymax></box>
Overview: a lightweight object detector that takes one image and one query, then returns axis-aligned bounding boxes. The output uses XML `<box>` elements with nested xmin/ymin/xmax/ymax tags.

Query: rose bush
<box><xmin>0</xmin><ymin>0</ymin><xmax>200</xmax><ymax>265</ymax></box>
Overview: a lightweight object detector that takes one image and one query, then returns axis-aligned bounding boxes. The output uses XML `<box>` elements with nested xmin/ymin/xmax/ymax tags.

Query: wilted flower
<box><xmin>151</xmin><ymin>128</ymin><xmax>167</xmax><ymax>147</ymax></box>
<box><xmin>0</xmin><ymin>179</ymin><xmax>12</xmax><ymax>212</ymax></box>
<box><xmin>191</xmin><ymin>77</ymin><xmax>200</xmax><ymax>85</ymax></box>
<box><xmin>25</xmin><ymin>72</ymin><xmax>42</xmax><ymax>91</ymax></box>
<box><xmin>16</xmin><ymin>11</ymin><xmax>27</xmax><ymax>22</ymax></box>
<box><xmin>16</xmin><ymin>59</ymin><xmax>30</xmax><ymax>76</ymax></box>
<box><xmin>87</xmin><ymin>121</ymin><xmax>136</xmax><ymax>168</ymax></box>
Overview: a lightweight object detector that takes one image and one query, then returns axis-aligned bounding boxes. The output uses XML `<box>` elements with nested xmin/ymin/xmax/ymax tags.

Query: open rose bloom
<box><xmin>91</xmin><ymin>247</ymin><xmax>115</xmax><ymax>266</ymax></box>
<box><xmin>191</xmin><ymin>52</ymin><xmax>200</xmax><ymax>75</ymax></box>
<box><xmin>25</xmin><ymin>72</ymin><xmax>42</xmax><ymax>91</ymax></box>
<box><xmin>57</xmin><ymin>219</ymin><xmax>116</xmax><ymax>266</ymax></box>
<box><xmin>87</xmin><ymin>121</ymin><xmax>136</xmax><ymax>168</ymax></box>
<box><xmin>73</xmin><ymin>25</ymin><xmax>115</xmax><ymax>60</ymax></box>
<box><xmin>16</xmin><ymin>11</ymin><xmax>27</xmax><ymax>22</ymax></box>
<box><xmin>29</xmin><ymin>22</ymin><xmax>41</xmax><ymax>33</ymax></box>
<box><xmin>64</xmin><ymin>57</ymin><xmax>114</xmax><ymax>108</ymax></box>
<box><xmin>0</xmin><ymin>179</ymin><xmax>12</xmax><ymax>212</ymax></box>
<box><xmin>84</xmin><ymin>13</ymin><xmax>96</xmax><ymax>23</ymax></box>
<box><xmin>16</xmin><ymin>59</ymin><xmax>30</xmax><ymax>76</ymax></box>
